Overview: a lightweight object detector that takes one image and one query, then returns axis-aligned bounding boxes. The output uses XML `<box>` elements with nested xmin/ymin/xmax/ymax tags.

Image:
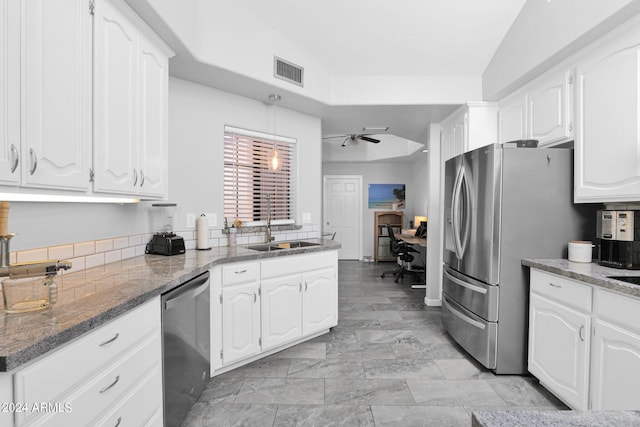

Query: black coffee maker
<box><xmin>597</xmin><ymin>210</ymin><xmax>640</xmax><ymax>269</ymax></box>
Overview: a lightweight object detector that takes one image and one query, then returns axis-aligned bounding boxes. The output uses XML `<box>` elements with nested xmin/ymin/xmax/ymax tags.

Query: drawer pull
<box><xmin>99</xmin><ymin>375</ymin><xmax>120</xmax><ymax>394</ymax></box>
<box><xmin>235</xmin><ymin>269</ymin><xmax>247</xmax><ymax>274</ymax></box>
<box><xmin>115</xmin><ymin>416</ymin><xmax>122</xmax><ymax>427</ymax></box>
<box><xmin>548</xmin><ymin>282</ymin><xmax>562</xmax><ymax>288</ymax></box>
<box><xmin>579</xmin><ymin>325</ymin><xmax>585</xmax><ymax>342</ymax></box>
<box><xmin>99</xmin><ymin>332</ymin><xmax>120</xmax><ymax>347</ymax></box>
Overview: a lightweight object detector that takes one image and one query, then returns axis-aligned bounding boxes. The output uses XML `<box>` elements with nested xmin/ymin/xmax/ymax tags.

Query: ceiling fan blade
<box><xmin>358</xmin><ymin>135</ymin><xmax>380</xmax><ymax>143</ymax></box>
<box><xmin>322</xmin><ymin>135</ymin><xmax>348</xmax><ymax>140</ymax></box>
<box><xmin>341</xmin><ymin>136</ymin><xmax>350</xmax><ymax>147</ymax></box>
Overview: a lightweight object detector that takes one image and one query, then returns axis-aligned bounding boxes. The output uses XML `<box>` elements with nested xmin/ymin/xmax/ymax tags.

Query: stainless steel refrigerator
<box><xmin>442</xmin><ymin>144</ymin><xmax>596</xmax><ymax>374</ymax></box>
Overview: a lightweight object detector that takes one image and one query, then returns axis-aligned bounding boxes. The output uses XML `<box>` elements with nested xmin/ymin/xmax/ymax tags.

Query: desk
<box><xmin>398</xmin><ymin>234</ymin><xmax>427</xmax><ymax>289</ymax></box>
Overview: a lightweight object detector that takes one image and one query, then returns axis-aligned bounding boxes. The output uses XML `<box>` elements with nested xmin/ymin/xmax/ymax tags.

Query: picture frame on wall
<box><xmin>368</xmin><ymin>184</ymin><xmax>405</xmax><ymax>209</ymax></box>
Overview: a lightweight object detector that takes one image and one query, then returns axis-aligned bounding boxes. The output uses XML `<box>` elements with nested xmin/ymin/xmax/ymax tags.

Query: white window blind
<box><xmin>223</xmin><ymin>127</ymin><xmax>296</xmax><ymax>224</ymax></box>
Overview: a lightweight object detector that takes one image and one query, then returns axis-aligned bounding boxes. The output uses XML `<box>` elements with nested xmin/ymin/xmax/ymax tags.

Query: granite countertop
<box><xmin>472</xmin><ymin>410</ymin><xmax>640</xmax><ymax>427</ymax></box>
<box><xmin>522</xmin><ymin>258</ymin><xmax>640</xmax><ymax>299</ymax></box>
<box><xmin>0</xmin><ymin>238</ymin><xmax>340</xmax><ymax>372</ymax></box>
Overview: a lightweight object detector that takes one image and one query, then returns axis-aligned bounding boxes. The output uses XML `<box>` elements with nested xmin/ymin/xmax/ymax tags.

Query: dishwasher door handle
<box><xmin>164</xmin><ymin>277</ymin><xmax>209</xmax><ymax>311</ymax></box>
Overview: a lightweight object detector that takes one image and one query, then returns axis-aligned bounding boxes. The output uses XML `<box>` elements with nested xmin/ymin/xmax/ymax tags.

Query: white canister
<box><xmin>568</xmin><ymin>240</ymin><xmax>593</xmax><ymax>263</ymax></box>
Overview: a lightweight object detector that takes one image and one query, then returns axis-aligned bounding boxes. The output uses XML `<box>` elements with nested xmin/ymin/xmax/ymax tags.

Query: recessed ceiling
<box><xmin>235</xmin><ymin>0</ymin><xmax>526</xmax><ymax>77</ymax></box>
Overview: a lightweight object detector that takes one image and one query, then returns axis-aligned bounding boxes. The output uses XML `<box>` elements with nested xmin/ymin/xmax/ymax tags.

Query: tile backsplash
<box><xmin>10</xmin><ymin>224</ymin><xmax>320</xmax><ymax>275</ymax></box>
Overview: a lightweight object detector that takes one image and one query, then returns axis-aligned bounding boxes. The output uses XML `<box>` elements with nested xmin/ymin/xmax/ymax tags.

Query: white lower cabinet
<box><xmin>529</xmin><ymin>269</ymin><xmax>640</xmax><ymax>410</ymax></box>
<box><xmin>221</xmin><ymin>281</ymin><xmax>261</xmax><ymax>365</ymax></box>
<box><xmin>303</xmin><ymin>268</ymin><xmax>337</xmax><ymax>335</ymax></box>
<box><xmin>212</xmin><ymin>251</ymin><xmax>338</xmax><ymax>374</ymax></box>
<box><xmin>12</xmin><ymin>298</ymin><xmax>162</xmax><ymax>426</ymax></box>
<box><xmin>528</xmin><ymin>293</ymin><xmax>590</xmax><ymax>410</ymax></box>
<box><xmin>261</xmin><ymin>274</ymin><xmax>303</xmax><ymax>350</ymax></box>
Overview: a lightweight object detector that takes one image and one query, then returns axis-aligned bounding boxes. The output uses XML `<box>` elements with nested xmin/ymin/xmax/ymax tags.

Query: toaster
<box><xmin>146</xmin><ymin>232</ymin><xmax>186</xmax><ymax>256</ymax></box>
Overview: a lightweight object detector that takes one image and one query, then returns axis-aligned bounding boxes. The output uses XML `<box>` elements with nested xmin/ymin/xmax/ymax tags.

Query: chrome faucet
<box><xmin>0</xmin><ymin>234</ymin><xmax>72</xmax><ymax>278</ymax></box>
<box><xmin>265</xmin><ymin>194</ymin><xmax>274</xmax><ymax>243</ymax></box>
<box><xmin>0</xmin><ymin>203</ymin><xmax>72</xmax><ymax>278</ymax></box>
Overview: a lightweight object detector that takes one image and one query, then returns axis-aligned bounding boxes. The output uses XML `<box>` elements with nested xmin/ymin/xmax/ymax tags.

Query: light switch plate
<box><xmin>302</xmin><ymin>212</ymin><xmax>311</xmax><ymax>223</ymax></box>
<box><xmin>186</xmin><ymin>213</ymin><xmax>196</xmax><ymax>228</ymax></box>
<box><xmin>206</xmin><ymin>213</ymin><xmax>217</xmax><ymax>227</ymax></box>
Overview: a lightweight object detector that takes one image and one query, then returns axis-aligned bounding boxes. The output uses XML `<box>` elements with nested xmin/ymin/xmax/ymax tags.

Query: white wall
<box><xmin>322</xmin><ymin>160</ymin><xmax>428</xmax><ymax>258</ymax></box>
<box><xmin>9</xmin><ymin>202</ymin><xmax>149</xmax><ymax>252</ymax></box>
<box><xmin>168</xmin><ymin>77</ymin><xmax>323</xmax><ymax>230</ymax></box>
<box><xmin>483</xmin><ymin>0</ymin><xmax>640</xmax><ymax>100</ymax></box>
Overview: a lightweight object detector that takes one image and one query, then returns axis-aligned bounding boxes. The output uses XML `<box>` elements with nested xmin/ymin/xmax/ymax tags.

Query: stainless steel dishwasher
<box><xmin>162</xmin><ymin>271</ymin><xmax>210</xmax><ymax>427</ymax></box>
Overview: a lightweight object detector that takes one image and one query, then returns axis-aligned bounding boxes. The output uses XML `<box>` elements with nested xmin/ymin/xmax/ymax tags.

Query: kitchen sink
<box><xmin>607</xmin><ymin>276</ymin><xmax>640</xmax><ymax>286</ymax></box>
<box><xmin>246</xmin><ymin>244</ymin><xmax>283</xmax><ymax>252</ymax></box>
<box><xmin>247</xmin><ymin>241</ymin><xmax>321</xmax><ymax>252</ymax></box>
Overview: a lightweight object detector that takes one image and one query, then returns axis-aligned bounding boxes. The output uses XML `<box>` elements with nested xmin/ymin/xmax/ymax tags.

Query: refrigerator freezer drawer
<box><xmin>443</xmin><ymin>267</ymin><xmax>499</xmax><ymax>322</ymax></box>
<box><xmin>442</xmin><ymin>294</ymin><xmax>497</xmax><ymax>370</ymax></box>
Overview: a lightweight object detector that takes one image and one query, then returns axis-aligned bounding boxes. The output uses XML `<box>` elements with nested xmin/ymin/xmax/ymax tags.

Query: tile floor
<box><xmin>183</xmin><ymin>261</ymin><xmax>566</xmax><ymax>426</ymax></box>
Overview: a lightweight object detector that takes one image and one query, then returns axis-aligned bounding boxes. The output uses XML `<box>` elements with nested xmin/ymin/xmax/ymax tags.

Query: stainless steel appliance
<box><xmin>442</xmin><ymin>144</ymin><xmax>596</xmax><ymax>374</ymax></box>
<box><xmin>597</xmin><ymin>210</ymin><xmax>640</xmax><ymax>269</ymax></box>
<box><xmin>162</xmin><ymin>272</ymin><xmax>210</xmax><ymax>427</ymax></box>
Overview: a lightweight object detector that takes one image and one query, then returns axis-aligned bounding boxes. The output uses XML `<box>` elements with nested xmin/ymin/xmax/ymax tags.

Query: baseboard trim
<box><xmin>425</xmin><ymin>297</ymin><xmax>442</xmax><ymax>307</ymax></box>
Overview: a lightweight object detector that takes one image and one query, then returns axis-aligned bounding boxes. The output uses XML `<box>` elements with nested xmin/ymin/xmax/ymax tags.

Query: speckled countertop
<box><xmin>0</xmin><ymin>239</ymin><xmax>340</xmax><ymax>372</ymax></box>
<box><xmin>472</xmin><ymin>410</ymin><xmax>640</xmax><ymax>426</ymax></box>
<box><xmin>522</xmin><ymin>258</ymin><xmax>640</xmax><ymax>299</ymax></box>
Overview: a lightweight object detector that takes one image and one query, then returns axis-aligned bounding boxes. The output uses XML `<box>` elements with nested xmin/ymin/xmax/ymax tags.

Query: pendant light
<box><xmin>268</xmin><ymin>94</ymin><xmax>282</xmax><ymax>171</ymax></box>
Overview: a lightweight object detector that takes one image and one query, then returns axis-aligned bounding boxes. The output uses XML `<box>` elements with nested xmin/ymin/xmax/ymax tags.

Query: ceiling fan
<box><xmin>322</xmin><ymin>134</ymin><xmax>381</xmax><ymax>147</ymax></box>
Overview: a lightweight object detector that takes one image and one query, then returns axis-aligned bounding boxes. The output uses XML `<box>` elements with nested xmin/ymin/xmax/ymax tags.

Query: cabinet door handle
<box><xmin>299</xmin><ymin>282</ymin><xmax>302</xmax><ymax>292</ymax></box>
<box><xmin>579</xmin><ymin>325</ymin><xmax>585</xmax><ymax>342</ymax></box>
<box><xmin>235</xmin><ymin>269</ymin><xmax>247</xmax><ymax>274</ymax></box>
<box><xmin>305</xmin><ymin>281</ymin><xmax>308</xmax><ymax>291</ymax></box>
<box><xmin>10</xmin><ymin>144</ymin><xmax>18</xmax><ymax>173</ymax></box>
<box><xmin>99</xmin><ymin>375</ymin><xmax>120</xmax><ymax>393</ymax></box>
<box><xmin>140</xmin><ymin>170</ymin><xmax>145</xmax><ymax>187</ymax></box>
<box><xmin>29</xmin><ymin>148</ymin><xmax>37</xmax><ymax>175</ymax></box>
<box><xmin>133</xmin><ymin>169</ymin><xmax>138</xmax><ymax>187</ymax></box>
<box><xmin>98</xmin><ymin>332</ymin><xmax>120</xmax><ymax>347</ymax></box>
<box><xmin>254</xmin><ymin>292</ymin><xmax>257</xmax><ymax>303</ymax></box>
<box><xmin>548</xmin><ymin>282</ymin><xmax>562</xmax><ymax>288</ymax></box>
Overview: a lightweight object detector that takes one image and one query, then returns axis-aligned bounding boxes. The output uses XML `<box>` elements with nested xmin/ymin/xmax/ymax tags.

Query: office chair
<box><xmin>380</xmin><ymin>224</ymin><xmax>419</xmax><ymax>283</ymax></box>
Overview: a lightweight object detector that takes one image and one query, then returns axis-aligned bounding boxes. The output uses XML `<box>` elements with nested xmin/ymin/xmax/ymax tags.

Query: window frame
<box><xmin>223</xmin><ymin>126</ymin><xmax>297</xmax><ymax>227</ymax></box>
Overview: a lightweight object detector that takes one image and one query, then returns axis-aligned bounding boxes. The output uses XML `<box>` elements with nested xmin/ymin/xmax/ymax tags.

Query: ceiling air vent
<box><xmin>274</xmin><ymin>56</ymin><xmax>304</xmax><ymax>87</ymax></box>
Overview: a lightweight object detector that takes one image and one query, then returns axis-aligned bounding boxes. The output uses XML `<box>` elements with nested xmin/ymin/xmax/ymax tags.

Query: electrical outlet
<box><xmin>186</xmin><ymin>213</ymin><xmax>196</xmax><ymax>228</ymax></box>
<box><xmin>206</xmin><ymin>213</ymin><xmax>217</xmax><ymax>227</ymax></box>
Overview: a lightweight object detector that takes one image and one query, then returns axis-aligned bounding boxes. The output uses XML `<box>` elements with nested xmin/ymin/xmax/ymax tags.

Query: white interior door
<box><xmin>323</xmin><ymin>175</ymin><xmax>362</xmax><ymax>260</ymax></box>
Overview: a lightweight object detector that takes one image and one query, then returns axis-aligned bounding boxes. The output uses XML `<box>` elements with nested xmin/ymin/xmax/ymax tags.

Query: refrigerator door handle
<box><xmin>444</xmin><ymin>269</ymin><xmax>487</xmax><ymax>295</ymax></box>
<box><xmin>451</xmin><ymin>166</ymin><xmax>464</xmax><ymax>259</ymax></box>
<box><xmin>459</xmin><ymin>169</ymin><xmax>472</xmax><ymax>258</ymax></box>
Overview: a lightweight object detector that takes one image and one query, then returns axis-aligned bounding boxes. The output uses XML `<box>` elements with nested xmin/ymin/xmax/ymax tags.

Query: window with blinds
<box><xmin>223</xmin><ymin>127</ymin><xmax>296</xmax><ymax>224</ymax></box>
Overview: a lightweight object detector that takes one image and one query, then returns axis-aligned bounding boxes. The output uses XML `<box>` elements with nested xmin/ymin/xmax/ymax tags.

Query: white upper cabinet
<box><xmin>574</xmin><ymin>23</ymin><xmax>640</xmax><ymax>203</ymax></box>
<box><xmin>0</xmin><ymin>0</ymin><xmax>20</xmax><ymax>185</ymax></box>
<box><xmin>93</xmin><ymin>0</ymin><xmax>171</xmax><ymax>198</ymax></box>
<box><xmin>498</xmin><ymin>92</ymin><xmax>527</xmax><ymax>144</ymax></box>
<box><xmin>137</xmin><ymin>35</ymin><xmax>168</xmax><ymax>197</ymax></box>
<box><xmin>528</xmin><ymin>70</ymin><xmax>573</xmax><ymax>146</ymax></box>
<box><xmin>0</xmin><ymin>0</ymin><xmax>171</xmax><ymax>198</ymax></box>
<box><xmin>440</xmin><ymin>102</ymin><xmax>498</xmax><ymax>161</ymax></box>
<box><xmin>498</xmin><ymin>68</ymin><xmax>574</xmax><ymax>147</ymax></box>
<box><xmin>0</xmin><ymin>0</ymin><xmax>91</xmax><ymax>190</ymax></box>
<box><xmin>21</xmin><ymin>0</ymin><xmax>92</xmax><ymax>191</ymax></box>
